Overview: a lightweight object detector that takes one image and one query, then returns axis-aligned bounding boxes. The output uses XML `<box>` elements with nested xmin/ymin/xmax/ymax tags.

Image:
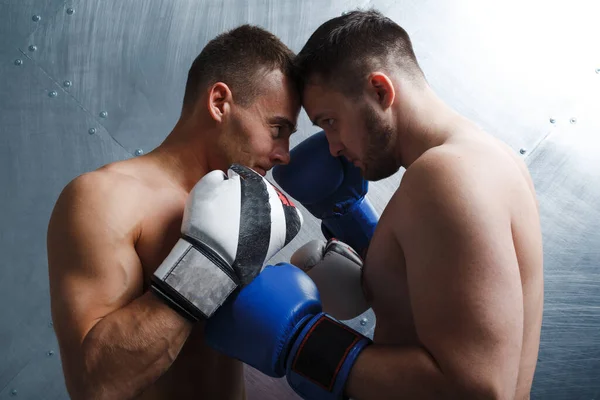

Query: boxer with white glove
<box><xmin>205</xmin><ymin>263</ymin><xmax>372</xmax><ymax>400</ymax></box>
<box><xmin>291</xmin><ymin>238</ymin><xmax>369</xmax><ymax>321</ymax></box>
<box><xmin>272</xmin><ymin>130</ymin><xmax>379</xmax><ymax>258</ymax></box>
<box><xmin>151</xmin><ymin>164</ymin><xmax>303</xmax><ymax>321</ymax></box>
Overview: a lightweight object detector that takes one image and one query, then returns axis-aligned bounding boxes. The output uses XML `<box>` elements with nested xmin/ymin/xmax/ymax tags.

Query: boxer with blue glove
<box><xmin>205</xmin><ymin>263</ymin><xmax>372</xmax><ymax>400</ymax></box>
<box><xmin>277</xmin><ymin>9</ymin><xmax>543</xmax><ymax>400</ymax></box>
<box><xmin>272</xmin><ymin>131</ymin><xmax>378</xmax><ymax>258</ymax></box>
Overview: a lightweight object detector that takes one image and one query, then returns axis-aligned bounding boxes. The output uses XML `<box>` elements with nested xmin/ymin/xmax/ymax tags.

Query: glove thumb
<box><xmin>290</xmin><ymin>240</ymin><xmax>327</xmax><ymax>272</ymax></box>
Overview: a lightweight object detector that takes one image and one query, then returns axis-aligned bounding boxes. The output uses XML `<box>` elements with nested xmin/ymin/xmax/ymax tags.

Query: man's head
<box><xmin>295</xmin><ymin>10</ymin><xmax>426</xmax><ymax>180</ymax></box>
<box><xmin>181</xmin><ymin>25</ymin><xmax>300</xmax><ymax>176</ymax></box>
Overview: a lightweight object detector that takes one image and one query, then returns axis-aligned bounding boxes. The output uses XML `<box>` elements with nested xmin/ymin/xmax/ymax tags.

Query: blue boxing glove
<box><xmin>272</xmin><ymin>131</ymin><xmax>378</xmax><ymax>257</ymax></box>
<box><xmin>205</xmin><ymin>264</ymin><xmax>372</xmax><ymax>400</ymax></box>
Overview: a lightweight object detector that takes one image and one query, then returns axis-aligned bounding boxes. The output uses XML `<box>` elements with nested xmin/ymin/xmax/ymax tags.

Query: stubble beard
<box><xmin>360</xmin><ymin>105</ymin><xmax>400</xmax><ymax>181</ymax></box>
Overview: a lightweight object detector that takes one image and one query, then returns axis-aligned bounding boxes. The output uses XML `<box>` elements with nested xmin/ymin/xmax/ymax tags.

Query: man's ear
<box><xmin>367</xmin><ymin>72</ymin><xmax>395</xmax><ymax>111</ymax></box>
<box><xmin>207</xmin><ymin>82</ymin><xmax>233</xmax><ymax>123</ymax></box>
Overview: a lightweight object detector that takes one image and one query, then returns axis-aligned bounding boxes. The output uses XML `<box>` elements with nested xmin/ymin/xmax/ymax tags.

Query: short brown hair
<box><xmin>182</xmin><ymin>25</ymin><xmax>297</xmax><ymax>113</ymax></box>
<box><xmin>295</xmin><ymin>9</ymin><xmax>425</xmax><ymax>97</ymax></box>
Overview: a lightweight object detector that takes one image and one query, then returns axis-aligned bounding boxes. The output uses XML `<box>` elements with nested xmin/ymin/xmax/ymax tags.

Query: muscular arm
<box><xmin>346</xmin><ymin>155</ymin><xmax>523</xmax><ymax>400</ymax></box>
<box><xmin>47</xmin><ymin>173</ymin><xmax>194</xmax><ymax>400</ymax></box>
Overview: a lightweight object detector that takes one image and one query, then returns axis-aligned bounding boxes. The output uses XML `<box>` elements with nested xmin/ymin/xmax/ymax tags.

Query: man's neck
<box><xmin>148</xmin><ymin>120</ymin><xmax>214</xmax><ymax>193</ymax></box>
<box><xmin>394</xmin><ymin>86</ymin><xmax>470</xmax><ymax>168</ymax></box>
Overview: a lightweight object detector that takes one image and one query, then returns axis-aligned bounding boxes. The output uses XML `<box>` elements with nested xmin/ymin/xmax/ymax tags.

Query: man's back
<box><xmin>364</xmin><ymin>129</ymin><xmax>543</xmax><ymax>399</ymax></box>
<box><xmin>47</xmin><ymin>157</ymin><xmax>245</xmax><ymax>399</ymax></box>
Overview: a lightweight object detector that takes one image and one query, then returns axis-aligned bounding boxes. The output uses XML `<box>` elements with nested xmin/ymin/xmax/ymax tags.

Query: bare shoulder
<box><xmin>392</xmin><ymin>137</ymin><xmax>536</xmax><ymax>228</ymax></box>
<box><xmin>48</xmin><ymin>166</ymin><xmax>147</xmax><ymax>248</ymax></box>
<box><xmin>53</xmin><ymin>167</ymin><xmax>136</xmax><ymax>210</ymax></box>
<box><xmin>393</xmin><ymin>144</ymin><xmax>497</xmax><ymax>222</ymax></box>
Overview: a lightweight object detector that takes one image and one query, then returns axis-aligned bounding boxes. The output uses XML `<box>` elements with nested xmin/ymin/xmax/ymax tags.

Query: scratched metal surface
<box><xmin>0</xmin><ymin>0</ymin><xmax>599</xmax><ymax>398</ymax></box>
<box><xmin>526</xmin><ymin>97</ymin><xmax>600</xmax><ymax>399</ymax></box>
<box><xmin>0</xmin><ymin>45</ymin><xmax>133</xmax><ymax>398</ymax></box>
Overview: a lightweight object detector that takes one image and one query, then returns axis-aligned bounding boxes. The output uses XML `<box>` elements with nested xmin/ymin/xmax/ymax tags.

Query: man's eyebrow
<box><xmin>271</xmin><ymin>116</ymin><xmax>298</xmax><ymax>133</ymax></box>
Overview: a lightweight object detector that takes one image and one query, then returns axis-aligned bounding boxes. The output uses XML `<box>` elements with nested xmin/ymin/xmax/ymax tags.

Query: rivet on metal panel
<box><xmin>47</xmin><ymin>350</ymin><xmax>54</xmax><ymax>356</ymax></box>
<box><xmin>99</xmin><ymin>111</ymin><xmax>108</xmax><ymax>118</ymax></box>
<box><xmin>63</xmin><ymin>80</ymin><xmax>72</xmax><ymax>87</ymax></box>
<box><xmin>67</xmin><ymin>8</ymin><xmax>75</xmax><ymax>15</ymax></box>
<box><xmin>49</xmin><ymin>91</ymin><xmax>58</xmax><ymax>98</ymax></box>
<box><xmin>360</xmin><ymin>318</ymin><xmax>367</xmax><ymax>326</ymax></box>
<box><xmin>135</xmin><ymin>149</ymin><xmax>144</xmax><ymax>156</ymax></box>
<box><xmin>14</xmin><ymin>59</ymin><xmax>23</xmax><ymax>66</ymax></box>
<box><xmin>570</xmin><ymin>118</ymin><xmax>577</xmax><ymax>124</ymax></box>
<box><xmin>89</xmin><ymin>128</ymin><xmax>96</xmax><ymax>135</ymax></box>
<box><xmin>549</xmin><ymin>118</ymin><xmax>556</xmax><ymax>124</ymax></box>
<box><xmin>10</xmin><ymin>389</ymin><xmax>17</xmax><ymax>396</ymax></box>
<box><xmin>519</xmin><ymin>148</ymin><xmax>527</xmax><ymax>155</ymax></box>
<box><xmin>32</xmin><ymin>15</ymin><xmax>41</xmax><ymax>22</ymax></box>
<box><xmin>28</xmin><ymin>45</ymin><xmax>37</xmax><ymax>52</ymax></box>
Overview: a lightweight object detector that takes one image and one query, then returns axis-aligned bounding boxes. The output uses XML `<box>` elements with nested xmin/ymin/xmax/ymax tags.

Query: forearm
<box><xmin>345</xmin><ymin>344</ymin><xmax>455</xmax><ymax>400</ymax></box>
<box><xmin>74</xmin><ymin>290</ymin><xmax>195</xmax><ymax>400</ymax></box>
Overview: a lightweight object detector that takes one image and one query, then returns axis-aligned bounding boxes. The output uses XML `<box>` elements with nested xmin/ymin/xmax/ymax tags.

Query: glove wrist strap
<box><xmin>287</xmin><ymin>313</ymin><xmax>372</xmax><ymax>400</ymax></box>
<box><xmin>151</xmin><ymin>238</ymin><xmax>239</xmax><ymax>320</ymax></box>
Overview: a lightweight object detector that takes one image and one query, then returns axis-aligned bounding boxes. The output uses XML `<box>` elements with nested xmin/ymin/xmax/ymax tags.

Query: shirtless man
<box><xmin>46</xmin><ymin>25</ymin><xmax>303</xmax><ymax>400</ymax></box>
<box><xmin>203</xmin><ymin>10</ymin><xmax>544</xmax><ymax>400</ymax></box>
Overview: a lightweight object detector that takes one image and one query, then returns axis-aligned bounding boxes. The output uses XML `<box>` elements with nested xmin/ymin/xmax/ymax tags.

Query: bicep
<box><xmin>397</xmin><ymin>175</ymin><xmax>523</xmax><ymax>395</ymax></box>
<box><xmin>47</xmin><ymin>178</ymin><xmax>143</xmax><ymax>350</ymax></box>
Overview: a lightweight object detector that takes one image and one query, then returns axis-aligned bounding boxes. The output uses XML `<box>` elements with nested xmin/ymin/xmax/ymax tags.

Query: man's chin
<box><xmin>229</xmin><ymin>160</ymin><xmax>266</xmax><ymax>177</ymax></box>
<box><xmin>362</xmin><ymin>163</ymin><xmax>399</xmax><ymax>182</ymax></box>
<box><xmin>254</xmin><ymin>167</ymin><xmax>267</xmax><ymax>177</ymax></box>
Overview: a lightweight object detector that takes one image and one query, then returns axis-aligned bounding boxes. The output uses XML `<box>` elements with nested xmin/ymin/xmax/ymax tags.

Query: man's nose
<box><xmin>271</xmin><ymin>145</ymin><xmax>290</xmax><ymax>165</ymax></box>
<box><xmin>323</xmin><ymin>129</ymin><xmax>344</xmax><ymax>157</ymax></box>
<box><xmin>328</xmin><ymin>138</ymin><xmax>344</xmax><ymax>158</ymax></box>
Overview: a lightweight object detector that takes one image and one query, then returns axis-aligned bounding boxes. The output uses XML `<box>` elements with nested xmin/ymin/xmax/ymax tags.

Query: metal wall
<box><xmin>0</xmin><ymin>0</ymin><xmax>598</xmax><ymax>398</ymax></box>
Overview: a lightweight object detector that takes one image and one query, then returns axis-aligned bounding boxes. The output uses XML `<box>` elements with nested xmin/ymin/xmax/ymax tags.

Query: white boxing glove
<box><xmin>290</xmin><ymin>238</ymin><xmax>369</xmax><ymax>321</ymax></box>
<box><xmin>151</xmin><ymin>164</ymin><xmax>303</xmax><ymax>321</ymax></box>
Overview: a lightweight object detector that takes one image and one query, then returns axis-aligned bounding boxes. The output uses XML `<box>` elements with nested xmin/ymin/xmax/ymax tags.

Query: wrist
<box><xmin>148</xmin><ymin>283</ymin><xmax>198</xmax><ymax>323</ymax></box>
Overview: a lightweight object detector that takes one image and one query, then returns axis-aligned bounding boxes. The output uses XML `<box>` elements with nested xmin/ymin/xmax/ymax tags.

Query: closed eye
<box><xmin>272</xmin><ymin>125</ymin><xmax>285</xmax><ymax>139</ymax></box>
<box><xmin>312</xmin><ymin>114</ymin><xmax>335</xmax><ymax>130</ymax></box>
<box><xmin>270</xmin><ymin>116</ymin><xmax>297</xmax><ymax>137</ymax></box>
<box><xmin>318</xmin><ymin>118</ymin><xmax>335</xmax><ymax>129</ymax></box>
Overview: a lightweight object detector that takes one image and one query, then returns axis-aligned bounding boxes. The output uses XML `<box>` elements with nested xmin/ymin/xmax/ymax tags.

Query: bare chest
<box><xmin>135</xmin><ymin>198</ymin><xmax>186</xmax><ymax>288</ymax></box>
<box><xmin>363</xmin><ymin>221</ymin><xmax>418</xmax><ymax>344</ymax></box>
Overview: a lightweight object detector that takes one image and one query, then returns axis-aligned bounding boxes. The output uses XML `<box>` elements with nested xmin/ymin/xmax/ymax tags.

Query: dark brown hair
<box><xmin>295</xmin><ymin>9</ymin><xmax>425</xmax><ymax>97</ymax></box>
<box><xmin>182</xmin><ymin>25</ymin><xmax>297</xmax><ymax>114</ymax></box>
